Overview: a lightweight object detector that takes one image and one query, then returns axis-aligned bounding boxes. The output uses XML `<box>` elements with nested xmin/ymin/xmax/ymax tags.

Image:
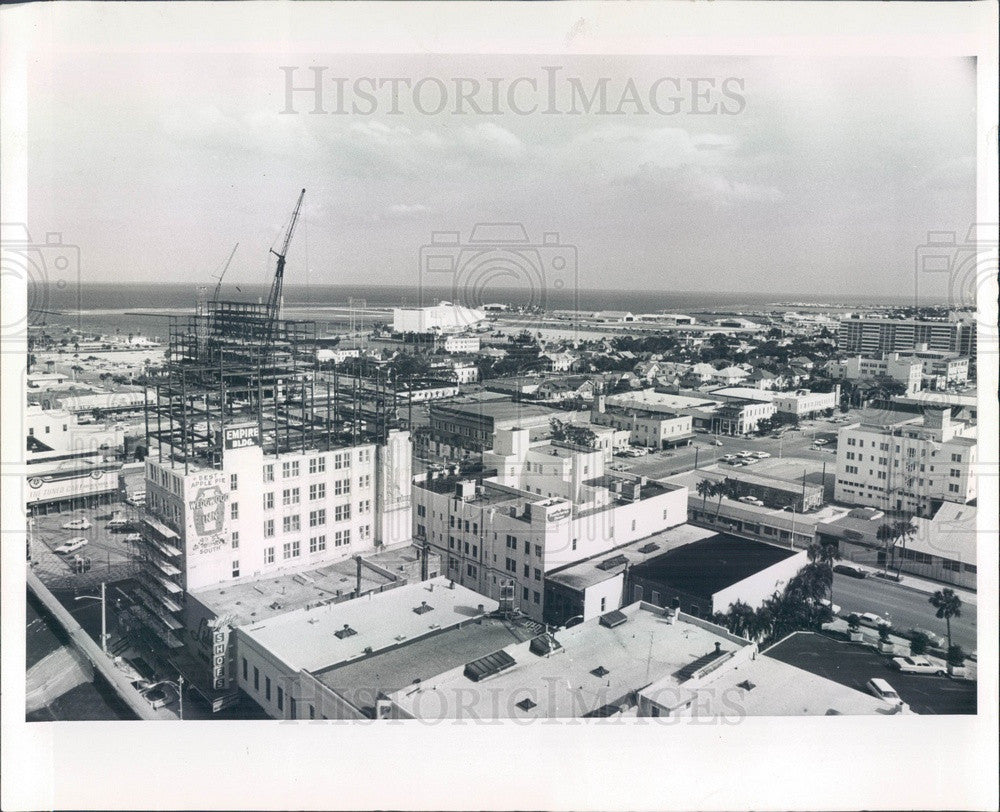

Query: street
<box><xmin>832</xmin><ymin>573</ymin><xmax>977</xmax><ymax>653</ymax></box>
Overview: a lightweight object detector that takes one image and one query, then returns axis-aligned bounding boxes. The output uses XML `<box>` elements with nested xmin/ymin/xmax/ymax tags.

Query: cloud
<box><xmin>916</xmin><ymin>156</ymin><xmax>976</xmax><ymax>190</ymax></box>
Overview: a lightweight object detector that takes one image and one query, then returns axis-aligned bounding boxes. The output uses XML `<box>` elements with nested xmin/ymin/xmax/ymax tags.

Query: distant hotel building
<box><xmin>392</xmin><ymin>302</ymin><xmax>485</xmax><ymax>334</ymax></box>
<box><xmin>834</xmin><ymin>408</ymin><xmax>977</xmax><ymax>517</ymax></box>
<box><xmin>837</xmin><ymin>315</ymin><xmax>976</xmax><ymax>357</ymax></box>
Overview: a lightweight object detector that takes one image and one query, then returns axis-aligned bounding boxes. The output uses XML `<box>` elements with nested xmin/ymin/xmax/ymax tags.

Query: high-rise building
<box><xmin>837</xmin><ymin>315</ymin><xmax>975</xmax><ymax>356</ymax></box>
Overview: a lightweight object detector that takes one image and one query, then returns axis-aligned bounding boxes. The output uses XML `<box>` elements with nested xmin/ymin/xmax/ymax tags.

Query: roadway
<box><xmin>831</xmin><ymin>573</ymin><xmax>977</xmax><ymax>653</ymax></box>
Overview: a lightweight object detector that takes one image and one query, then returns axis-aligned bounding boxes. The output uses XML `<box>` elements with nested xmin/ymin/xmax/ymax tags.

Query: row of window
<box><xmin>262</xmin><ymin>450</ymin><xmax>371</xmax><ymax>483</ymax></box>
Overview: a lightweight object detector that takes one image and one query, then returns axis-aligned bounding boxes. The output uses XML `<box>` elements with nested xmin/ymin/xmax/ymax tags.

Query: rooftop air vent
<box><xmin>596</xmin><ymin>554</ymin><xmax>629</xmax><ymax>571</ymax></box>
<box><xmin>463</xmin><ymin>650</ymin><xmax>517</xmax><ymax>682</ymax></box>
<box><xmin>515</xmin><ymin>698</ymin><xmax>537</xmax><ymax>712</ymax></box>
<box><xmin>334</xmin><ymin>624</ymin><xmax>357</xmax><ymax>640</ymax></box>
<box><xmin>413</xmin><ymin>601</ymin><xmax>434</xmax><ymax>615</ymax></box>
<box><xmin>638</xmin><ymin>543</ymin><xmax>659</xmax><ymax>554</ymax></box>
<box><xmin>590</xmin><ymin>666</ymin><xmax>610</xmax><ymax>678</ymax></box>
<box><xmin>599</xmin><ymin>610</ymin><xmax>628</xmax><ymax>628</ymax></box>
<box><xmin>737</xmin><ymin>680</ymin><xmax>756</xmax><ymax>691</ymax></box>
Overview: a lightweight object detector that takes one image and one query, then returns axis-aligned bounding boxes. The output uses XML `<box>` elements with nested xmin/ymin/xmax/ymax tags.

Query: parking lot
<box><xmin>29</xmin><ymin>500</ymin><xmax>142</xmax><ymax>591</ymax></box>
<box><xmin>766</xmin><ymin>632</ymin><xmax>977</xmax><ymax>715</ymax></box>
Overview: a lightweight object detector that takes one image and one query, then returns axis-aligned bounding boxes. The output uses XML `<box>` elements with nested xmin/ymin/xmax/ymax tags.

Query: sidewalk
<box><xmin>847</xmin><ymin>562</ymin><xmax>976</xmax><ymax>606</ymax></box>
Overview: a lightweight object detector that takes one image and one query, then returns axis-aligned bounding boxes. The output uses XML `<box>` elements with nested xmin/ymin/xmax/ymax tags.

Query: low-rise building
<box><xmin>588</xmin><ymin>394</ymin><xmax>693</xmax><ymax>449</ymax></box>
<box><xmin>393</xmin><ymin>302</ymin><xmax>486</xmax><ymax>334</ymax></box>
<box><xmin>443</xmin><ymin>335</ymin><xmax>481</xmax><ymax>354</ymax></box>
<box><xmin>825</xmin><ymin>354</ymin><xmax>924</xmax><ymax>393</ymax></box>
<box><xmin>772</xmin><ymin>389</ymin><xmax>838</xmax><ymax>418</ymax></box>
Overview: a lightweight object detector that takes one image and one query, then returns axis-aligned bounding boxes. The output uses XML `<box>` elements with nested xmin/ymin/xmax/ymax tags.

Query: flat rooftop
<box><xmin>629</xmin><ymin>534</ymin><xmax>798</xmax><ymax>601</ymax></box>
<box><xmin>432</xmin><ymin>397</ymin><xmax>561</xmax><ymax>423</ymax></box>
<box><xmin>656</xmin><ymin>648</ymin><xmax>892</xmax><ymax>716</ymax></box>
<box><xmin>666</xmin><ymin>466</ymin><xmax>823</xmax><ymax>496</ymax></box>
<box><xmin>236</xmin><ymin>576</ymin><xmax>499</xmax><ymax>673</ymax></box>
<box><xmin>709</xmin><ymin>387</ymin><xmax>776</xmax><ymax>403</ymax></box>
<box><xmin>547</xmin><ymin>524</ymin><xmax>717</xmax><ymax>592</ymax></box>
<box><xmin>387</xmin><ymin>602</ymin><xmax>751</xmax><ymax>719</ymax></box>
<box><xmin>191</xmin><ymin>544</ymin><xmax>437</xmax><ymax>627</ymax></box>
<box><xmin>313</xmin><ymin>615</ymin><xmax>539</xmax><ymax>711</ymax></box>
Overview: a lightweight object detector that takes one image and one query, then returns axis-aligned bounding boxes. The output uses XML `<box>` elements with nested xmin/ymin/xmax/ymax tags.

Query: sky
<box><xmin>27</xmin><ymin>51</ymin><xmax>977</xmax><ymax>298</ymax></box>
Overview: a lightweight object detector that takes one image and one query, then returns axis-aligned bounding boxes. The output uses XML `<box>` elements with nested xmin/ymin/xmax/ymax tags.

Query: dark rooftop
<box><xmin>629</xmin><ymin>533</ymin><xmax>798</xmax><ymax>601</ymax></box>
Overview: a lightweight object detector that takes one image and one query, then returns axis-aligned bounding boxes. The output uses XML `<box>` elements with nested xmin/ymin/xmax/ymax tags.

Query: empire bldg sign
<box><xmin>222</xmin><ymin>424</ymin><xmax>260</xmax><ymax>450</ymax></box>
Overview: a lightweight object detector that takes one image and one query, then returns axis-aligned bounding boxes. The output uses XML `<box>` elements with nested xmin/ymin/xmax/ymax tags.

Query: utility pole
<box><xmin>178</xmin><ymin>675</ymin><xmax>184</xmax><ymax>720</ymax></box>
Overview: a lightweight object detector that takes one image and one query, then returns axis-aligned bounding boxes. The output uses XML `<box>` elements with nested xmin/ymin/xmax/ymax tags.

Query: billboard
<box><xmin>184</xmin><ymin>470</ymin><xmax>229</xmax><ymax>557</ymax></box>
<box><xmin>222</xmin><ymin>423</ymin><xmax>260</xmax><ymax>450</ymax></box>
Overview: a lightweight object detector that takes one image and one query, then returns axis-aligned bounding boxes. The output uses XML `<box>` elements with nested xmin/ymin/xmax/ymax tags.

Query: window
<box><xmin>309</xmin><ymin>705</ymin><xmax>315</xmax><ymax>720</ymax></box>
<box><xmin>572</xmin><ymin>539</ymin><xmax>577</xmax><ymax>551</ymax></box>
<box><xmin>310</xmin><ymin>483</ymin><xmax>326</xmax><ymax>500</ymax></box>
<box><xmin>282</xmin><ymin>461</ymin><xmax>299</xmax><ymax>478</ymax></box>
<box><xmin>230</xmin><ymin>502</ymin><xmax>239</xmax><ymax>520</ymax></box>
<box><xmin>534</xmin><ymin>568</ymin><xmax>541</xmax><ymax>581</ymax></box>
<box><xmin>264</xmin><ymin>492</ymin><xmax>274</xmax><ymax>510</ymax></box>
<box><xmin>232</xmin><ymin>560</ymin><xmax>240</xmax><ymax>582</ymax></box>
<box><xmin>417</xmin><ymin>504</ymin><xmax>426</xmax><ymax>518</ymax></box>
<box><xmin>263</xmin><ymin>464</ymin><xmax>274</xmax><ymax>483</ymax></box>
<box><xmin>283</xmin><ymin>515</ymin><xmax>301</xmax><ymax>533</ymax></box>
<box><xmin>277</xmin><ymin>687</ymin><xmax>284</xmax><ymax>712</ymax></box>
<box><xmin>230</xmin><ymin>473</ymin><xmax>238</xmax><ymax>491</ymax></box>
<box><xmin>535</xmin><ymin>545</ymin><xmax>542</xmax><ymax>558</ymax></box>
<box><xmin>242</xmin><ymin>658</ymin><xmax>248</xmax><ymax>681</ymax></box>
<box><xmin>533</xmin><ymin>591</ymin><xmax>540</xmax><ymax>604</ymax></box>
<box><xmin>358</xmin><ymin>499</ymin><xmax>371</xmax><ymax>514</ymax></box>
<box><xmin>231</xmin><ymin>532</ymin><xmax>239</xmax><ymax>549</ymax></box>
<box><xmin>253</xmin><ymin>667</ymin><xmax>259</xmax><ymax>690</ymax></box>
<box><xmin>264</xmin><ymin>519</ymin><xmax>275</xmax><ymax>538</ymax></box>
<box><xmin>950</xmin><ymin>469</ymin><xmax>961</xmax><ymax>478</ymax></box>
<box><xmin>265</xmin><ymin>546</ymin><xmax>275</xmax><ymax>564</ymax></box>
<box><xmin>335</xmin><ymin>504</ymin><xmax>351</xmax><ymax>522</ymax></box>
<box><xmin>289</xmin><ymin>698</ymin><xmax>297</xmax><ymax>718</ymax></box>
<box><xmin>265</xmin><ymin>677</ymin><xmax>271</xmax><ymax>702</ymax></box>
<box><xmin>467</xmin><ymin>563</ymin><xmax>477</xmax><ymax>578</ymax></box>
<box><xmin>600</xmin><ymin>597</ymin><xmax>607</xmax><ymax>612</ymax></box>
<box><xmin>335</xmin><ymin>529</ymin><xmax>351</xmax><ymax>547</ymax></box>
<box><xmin>522</xmin><ymin>587</ymin><xmax>529</xmax><ymax>601</ymax></box>
<box><xmin>523</xmin><ymin>564</ymin><xmax>530</xmax><ymax>577</ymax></box>
<box><xmin>358</xmin><ymin>525</ymin><xmax>370</xmax><ymax>541</ymax></box>
<box><xmin>309</xmin><ymin>509</ymin><xmax>327</xmax><ymax>527</ymax></box>
<box><xmin>283</xmin><ymin>542</ymin><xmax>292</xmax><ymax>560</ymax></box>
<box><xmin>291</xmin><ymin>540</ymin><xmax>300</xmax><ymax>557</ymax></box>
<box><xmin>505</xmin><ymin>557</ymin><xmax>516</xmax><ymax>573</ymax></box>
<box><xmin>334</xmin><ymin>478</ymin><xmax>350</xmax><ymax>496</ymax></box>
<box><xmin>309</xmin><ymin>534</ymin><xmax>327</xmax><ymax>553</ymax></box>
<box><xmin>309</xmin><ymin>456</ymin><xmax>326</xmax><ymax>474</ymax></box>
<box><xmin>283</xmin><ymin>488</ymin><xmax>300</xmax><ymax>506</ymax></box>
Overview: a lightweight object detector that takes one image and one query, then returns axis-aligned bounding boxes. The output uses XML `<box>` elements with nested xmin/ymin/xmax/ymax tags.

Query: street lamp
<box><xmin>158</xmin><ymin>675</ymin><xmax>185</xmax><ymax>720</ymax></box>
<box><xmin>75</xmin><ymin>581</ymin><xmax>108</xmax><ymax>655</ymax></box>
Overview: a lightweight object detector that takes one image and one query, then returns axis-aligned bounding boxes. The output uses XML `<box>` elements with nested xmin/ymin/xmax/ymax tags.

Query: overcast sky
<box><xmin>28</xmin><ymin>52</ymin><xmax>976</xmax><ymax>297</ymax></box>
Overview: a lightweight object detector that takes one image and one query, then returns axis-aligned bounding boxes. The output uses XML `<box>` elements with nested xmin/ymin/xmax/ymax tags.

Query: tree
<box><xmin>929</xmin><ymin>588</ymin><xmax>962</xmax><ymax>671</ymax></box>
<box><xmin>716</xmin><ymin>600</ymin><xmax>757</xmax><ymax>640</ymax></box>
<box><xmin>875</xmin><ymin>523</ymin><xmax>897</xmax><ymax>576</ymax></box>
<box><xmin>712</xmin><ymin>478</ymin><xmax>738</xmax><ymax>519</ymax></box>
<box><xmin>696</xmin><ymin>478</ymin><xmax>715</xmax><ymax>512</ymax></box>
<box><xmin>807</xmin><ymin>539</ymin><xmax>839</xmax><ymax>605</ymax></box>
<box><xmin>909</xmin><ymin>631</ymin><xmax>930</xmax><ymax>656</ymax></box>
<box><xmin>893</xmin><ymin>518</ymin><xmax>917</xmax><ymax>580</ymax></box>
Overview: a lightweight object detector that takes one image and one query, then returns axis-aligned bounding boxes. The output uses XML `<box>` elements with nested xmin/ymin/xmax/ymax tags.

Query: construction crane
<box><xmin>211</xmin><ymin>242</ymin><xmax>239</xmax><ymax>303</ymax></box>
<box><xmin>262</xmin><ymin>188</ymin><xmax>306</xmax><ymax>357</ymax></box>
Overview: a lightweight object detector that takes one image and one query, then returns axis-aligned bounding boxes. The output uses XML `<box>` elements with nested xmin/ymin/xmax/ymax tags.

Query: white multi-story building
<box><xmin>452</xmin><ymin>364</ymin><xmax>480</xmax><ymax>384</ymax></box>
<box><xmin>413</xmin><ymin>427</ymin><xmax>688</xmax><ymax>623</ymax></box>
<box><xmin>825</xmin><ymin>354</ymin><xmax>925</xmax><ymax>393</ymax></box>
<box><xmin>772</xmin><ymin>389</ymin><xmax>838</xmax><ymax>417</ymax></box>
<box><xmin>443</xmin><ymin>335</ymin><xmax>481</xmax><ymax>354</ymax></box>
<box><xmin>393</xmin><ymin>302</ymin><xmax>485</xmax><ymax>334</ymax></box>
<box><xmin>834</xmin><ymin>408</ymin><xmax>977</xmax><ymax>517</ymax></box>
<box><xmin>589</xmin><ymin>395</ymin><xmax>693</xmax><ymax>449</ymax></box>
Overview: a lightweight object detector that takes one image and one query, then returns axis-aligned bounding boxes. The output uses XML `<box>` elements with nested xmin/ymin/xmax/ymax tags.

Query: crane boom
<box><xmin>265</xmin><ymin>188</ymin><xmax>306</xmax><ymax>322</ymax></box>
<box><xmin>262</xmin><ymin>188</ymin><xmax>305</xmax><ymax>359</ymax></box>
<box><xmin>211</xmin><ymin>242</ymin><xmax>239</xmax><ymax>303</ymax></box>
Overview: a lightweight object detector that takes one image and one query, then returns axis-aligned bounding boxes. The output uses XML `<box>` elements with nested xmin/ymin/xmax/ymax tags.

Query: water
<box><xmin>34</xmin><ymin>282</ymin><xmax>932</xmax><ymax>340</ymax></box>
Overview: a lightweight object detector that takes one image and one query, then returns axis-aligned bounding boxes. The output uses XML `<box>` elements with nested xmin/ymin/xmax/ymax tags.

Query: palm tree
<box><xmin>696</xmin><ymin>478</ymin><xmax>714</xmax><ymax>513</ymax></box>
<box><xmin>875</xmin><ymin>523</ymin><xmax>897</xmax><ymax>575</ymax></box>
<box><xmin>893</xmin><ymin>518</ymin><xmax>917</xmax><ymax>580</ymax></box>
<box><xmin>929</xmin><ymin>588</ymin><xmax>962</xmax><ymax>670</ymax></box>
<box><xmin>807</xmin><ymin>540</ymin><xmax>839</xmax><ymax>606</ymax></box>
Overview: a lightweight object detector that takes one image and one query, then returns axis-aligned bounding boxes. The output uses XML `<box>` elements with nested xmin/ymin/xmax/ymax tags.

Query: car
<box><xmin>866</xmin><ymin>678</ymin><xmax>906</xmax><ymax>708</ymax></box>
<box><xmin>710</xmin><ymin>439</ymin><xmax>723</xmax><ymax>446</ymax></box>
<box><xmin>60</xmin><ymin>517</ymin><xmax>92</xmax><ymax>530</ymax></box>
<box><xmin>818</xmin><ymin>598</ymin><xmax>842</xmax><ymax>615</ymax></box>
<box><xmin>858</xmin><ymin>612</ymin><xmax>889</xmax><ymax>629</ymax></box>
<box><xmin>726</xmin><ymin>459</ymin><xmax>743</xmax><ymax>466</ymax></box>
<box><xmin>107</xmin><ymin>516</ymin><xmax>128</xmax><ymax>529</ymax></box>
<box><xmin>812</xmin><ymin>439</ymin><xmax>828</xmax><ymax>446</ymax></box>
<box><xmin>891</xmin><ymin>656</ymin><xmax>946</xmax><ymax>676</ymax></box>
<box><xmin>141</xmin><ymin>682</ymin><xmax>179</xmax><ymax>710</ymax></box>
<box><xmin>742</xmin><ymin>458</ymin><xmax>759</xmax><ymax>465</ymax></box>
<box><xmin>723</xmin><ymin>454</ymin><xmax>737</xmax><ymax>461</ymax></box>
<box><xmin>906</xmin><ymin>628</ymin><xmax>945</xmax><ymax>649</ymax></box>
<box><xmin>753</xmin><ymin>451</ymin><xmax>770</xmax><ymax>459</ymax></box>
<box><xmin>124</xmin><ymin>532</ymin><xmax>142</xmax><ymax>544</ymax></box>
<box><xmin>738</xmin><ymin>496</ymin><xmax>765</xmax><ymax>506</ymax></box>
<box><xmin>54</xmin><ymin>537</ymin><xmax>88</xmax><ymax>555</ymax></box>
<box><xmin>736</xmin><ymin>450</ymin><xmax>752</xmax><ymax>458</ymax></box>
<box><xmin>781</xmin><ymin>505</ymin><xmax>795</xmax><ymax>512</ymax></box>
<box><xmin>834</xmin><ymin>564</ymin><xmax>868</xmax><ymax>579</ymax></box>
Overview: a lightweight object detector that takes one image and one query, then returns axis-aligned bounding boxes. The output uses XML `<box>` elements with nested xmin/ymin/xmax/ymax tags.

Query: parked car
<box><xmin>891</xmin><ymin>656</ymin><xmax>946</xmax><ymax>676</ymax></box>
<box><xmin>141</xmin><ymin>682</ymin><xmax>179</xmax><ymax>710</ymax></box>
<box><xmin>834</xmin><ymin>564</ymin><xmax>868</xmax><ymax>579</ymax></box>
<box><xmin>906</xmin><ymin>628</ymin><xmax>945</xmax><ymax>649</ymax></box>
<box><xmin>753</xmin><ymin>451</ymin><xmax>771</xmax><ymax>458</ymax></box>
<box><xmin>107</xmin><ymin>515</ymin><xmax>128</xmax><ymax>529</ymax></box>
<box><xmin>858</xmin><ymin>611</ymin><xmax>889</xmax><ymax>629</ymax></box>
<box><xmin>726</xmin><ymin>459</ymin><xmax>743</xmax><ymax>466</ymax></box>
<box><xmin>866</xmin><ymin>677</ymin><xmax>906</xmax><ymax>708</ymax></box>
<box><xmin>742</xmin><ymin>458</ymin><xmax>759</xmax><ymax>465</ymax></box>
<box><xmin>736</xmin><ymin>450</ymin><xmax>752</xmax><ymax>458</ymax></box>
<box><xmin>710</xmin><ymin>439</ymin><xmax>723</xmax><ymax>447</ymax></box>
<box><xmin>61</xmin><ymin>517</ymin><xmax>92</xmax><ymax>530</ymax></box>
<box><xmin>738</xmin><ymin>496</ymin><xmax>764</xmax><ymax>506</ymax></box>
<box><xmin>813</xmin><ymin>439</ymin><xmax>828</xmax><ymax>446</ymax></box>
<box><xmin>124</xmin><ymin>532</ymin><xmax>142</xmax><ymax>544</ymax></box>
<box><xmin>723</xmin><ymin>454</ymin><xmax>737</xmax><ymax>461</ymax></box>
<box><xmin>54</xmin><ymin>537</ymin><xmax>89</xmax><ymax>555</ymax></box>
<box><xmin>818</xmin><ymin>598</ymin><xmax>842</xmax><ymax>615</ymax></box>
